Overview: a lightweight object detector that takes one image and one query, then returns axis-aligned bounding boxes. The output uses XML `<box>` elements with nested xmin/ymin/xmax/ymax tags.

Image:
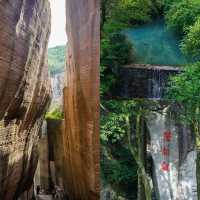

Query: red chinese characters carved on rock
<box><xmin>161</xmin><ymin>130</ymin><xmax>172</xmax><ymax>172</ymax></box>
<box><xmin>161</xmin><ymin>147</ymin><xmax>169</xmax><ymax>156</ymax></box>
<box><xmin>163</xmin><ymin>130</ymin><xmax>172</xmax><ymax>142</ymax></box>
<box><xmin>161</xmin><ymin>161</ymin><xmax>170</xmax><ymax>172</ymax></box>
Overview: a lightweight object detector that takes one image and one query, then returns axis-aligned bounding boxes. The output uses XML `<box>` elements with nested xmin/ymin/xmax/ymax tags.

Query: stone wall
<box><xmin>146</xmin><ymin>106</ymin><xmax>197</xmax><ymax>200</ymax></box>
<box><xmin>110</xmin><ymin>64</ymin><xmax>181</xmax><ymax>99</ymax></box>
<box><xmin>0</xmin><ymin>1</ymin><xmax>51</xmax><ymax>199</ymax></box>
<box><xmin>63</xmin><ymin>0</ymin><xmax>100</xmax><ymax>199</ymax></box>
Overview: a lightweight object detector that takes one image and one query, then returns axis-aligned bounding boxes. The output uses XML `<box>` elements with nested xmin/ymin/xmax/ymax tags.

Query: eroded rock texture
<box><xmin>0</xmin><ymin>1</ymin><xmax>51</xmax><ymax>199</ymax></box>
<box><xmin>64</xmin><ymin>0</ymin><xmax>100</xmax><ymax>199</ymax></box>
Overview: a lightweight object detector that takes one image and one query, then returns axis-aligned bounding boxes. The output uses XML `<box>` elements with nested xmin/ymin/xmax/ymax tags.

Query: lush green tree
<box><xmin>163</xmin><ymin>0</ymin><xmax>180</xmax><ymax>11</ymax></box>
<box><xmin>101</xmin><ymin>0</ymin><xmax>165</xmax><ymax>35</ymax></box>
<box><xmin>100</xmin><ymin>101</ymin><xmax>138</xmax><ymax>199</ymax></box>
<box><xmin>101</xmin><ymin>144</ymin><xmax>138</xmax><ymax>199</ymax></box>
<box><xmin>100</xmin><ymin>33</ymin><xmax>134</xmax><ymax>95</ymax></box>
<box><xmin>167</xmin><ymin>62</ymin><xmax>200</xmax><ymax>125</ymax></box>
<box><xmin>181</xmin><ymin>17</ymin><xmax>200</xmax><ymax>60</ymax></box>
<box><xmin>101</xmin><ymin>33</ymin><xmax>134</xmax><ymax>68</ymax></box>
<box><xmin>165</xmin><ymin>0</ymin><xmax>200</xmax><ymax>36</ymax></box>
<box><xmin>101</xmin><ymin>100</ymin><xmax>155</xmax><ymax>200</ymax></box>
<box><xmin>113</xmin><ymin>0</ymin><xmax>152</xmax><ymax>25</ymax></box>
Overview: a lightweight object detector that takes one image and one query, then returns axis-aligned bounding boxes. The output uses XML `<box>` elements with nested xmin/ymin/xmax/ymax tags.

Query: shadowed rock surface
<box><xmin>0</xmin><ymin>0</ymin><xmax>51</xmax><ymax>199</ymax></box>
<box><xmin>63</xmin><ymin>0</ymin><xmax>100</xmax><ymax>199</ymax></box>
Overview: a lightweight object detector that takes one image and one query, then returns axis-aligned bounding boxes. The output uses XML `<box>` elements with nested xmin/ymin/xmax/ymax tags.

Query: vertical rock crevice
<box><xmin>63</xmin><ymin>0</ymin><xmax>100</xmax><ymax>199</ymax></box>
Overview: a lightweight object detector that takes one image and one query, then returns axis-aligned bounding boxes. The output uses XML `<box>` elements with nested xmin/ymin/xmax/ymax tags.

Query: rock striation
<box><xmin>63</xmin><ymin>0</ymin><xmax>100</xmax><ymax>199</ymax></box>
<box><xmin>0</xmin><ymin>0</ymin><xmax>51</xmax><ymax>199</ymax></box>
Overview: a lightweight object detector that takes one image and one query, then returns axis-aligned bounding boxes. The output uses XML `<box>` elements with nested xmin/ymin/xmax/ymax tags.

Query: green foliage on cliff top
<box><xmin>100</xmin><ymin>33</ymin><xmax>134</xmax><ymax>95</ymax></box>
<box><xmin>165</xmin><ymin>0</ymin><xmax>200</xmax><ymax>36</ymax></box>
<box><xmin>101</xmin><ymin>0</ymin><xmax>164</xmax><ymax>35</ymax></box>
<box><xmin>167</xmin><ymin>62</ymin><xmax>200</xmax><ymax>124</ymax></box>
<box><xmin>46</xmin><ymin>107</ymin><xmax>64</xmax><ymax>120</ymax></box>
<box><xmin>181</xmin><ymin>17</ymin><xmax>200</xmax><ymax>60</ymax></box>
<box><xmin>48</xmin><ymin>45</ymin><xmax>66</xmax><ymax>75</ymax></box>
<box><xmin>166</xmin><ymin>0</ymin><xmax>200</xmax><ymax>110</ymax></box>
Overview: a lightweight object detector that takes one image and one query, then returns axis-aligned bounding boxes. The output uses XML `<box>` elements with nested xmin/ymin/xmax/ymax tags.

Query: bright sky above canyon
<box><xmin>49</xmin><ymin>0</ymin><xmax>67</xmax><ymax>47</ymax></box>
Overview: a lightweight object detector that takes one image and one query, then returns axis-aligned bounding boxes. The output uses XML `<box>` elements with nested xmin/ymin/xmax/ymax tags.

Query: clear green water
<box><xmin>124</xmin><ymin>20</ymin><xmax>188</xmax><ymax>66</ymax></box>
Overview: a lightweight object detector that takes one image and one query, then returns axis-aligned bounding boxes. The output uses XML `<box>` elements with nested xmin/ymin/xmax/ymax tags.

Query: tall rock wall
<box><xmin>146</xmin><ymin>106</ymin><xmax>197</xmax><ymax>200</ymax></box>
<box><xmin>64</xmin><ymin>0</ymin><xmax>100</xmax><ymax>199</ymax></box>
<box><xmin>0</xmin><ymin>0</ymin><xmax>51</xmax><ymax>199</ymax></box>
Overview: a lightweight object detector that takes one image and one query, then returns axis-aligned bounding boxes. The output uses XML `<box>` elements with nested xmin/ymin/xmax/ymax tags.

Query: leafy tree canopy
<box><xmin>181</xmin><ymin>17</ymin><xmax>200</xmax><ymax>60</ymax></box>
<box><xmin>167</xmin><ymin>62</ymin><xmax>200</xmax><ymax>124</ymax></box>
<box><xmin>165</xmin><ymin>0</ymin><xmax>200</xmax><ymax>36</ymax></box>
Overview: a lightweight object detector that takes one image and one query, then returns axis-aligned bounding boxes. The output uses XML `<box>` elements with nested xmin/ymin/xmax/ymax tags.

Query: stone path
<box><xmin>36</xmin><ymin>195</ymin><xmax>53</xmax><ymax>200</ymax></box>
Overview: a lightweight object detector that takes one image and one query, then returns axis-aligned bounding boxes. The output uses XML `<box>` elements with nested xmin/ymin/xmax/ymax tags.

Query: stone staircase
<box><xmin>37</xmin><ymin>195</ymin><xmax>53</xmax><ymax>200</ymax></box>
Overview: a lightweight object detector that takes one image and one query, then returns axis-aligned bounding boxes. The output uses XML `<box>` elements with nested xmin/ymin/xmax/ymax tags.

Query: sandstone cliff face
<box><xmin>0</xmin><ymin>1</ymin><xmax>51</xmax><ymax>199</ymax></box>
<box><xmin>64</xmin><ymin>0</ymin><xmax>100</xmax><ymax>199</ymax></box>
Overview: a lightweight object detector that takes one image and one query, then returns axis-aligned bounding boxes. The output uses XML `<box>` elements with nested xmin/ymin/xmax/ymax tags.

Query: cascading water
<box><xmin>146</xmin><ymin>106</ymin><xmax>197</xmax><ymax>200</ymax></box>
<box><xmin>114</xmin><ymin>65</ymin><xmax>180</xmax><ymax>99</ymax></box>
<box><xmin>149</xmin><ymin>68</ymin><xmax>162</xmax><ymax>99</ymax></box>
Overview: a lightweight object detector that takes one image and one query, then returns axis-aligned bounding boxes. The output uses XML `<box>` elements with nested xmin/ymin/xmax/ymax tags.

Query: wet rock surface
<box><xmin>0</xmin><ymin>0</ymin><xmax>51</xmax><ymax>199</ymax></box>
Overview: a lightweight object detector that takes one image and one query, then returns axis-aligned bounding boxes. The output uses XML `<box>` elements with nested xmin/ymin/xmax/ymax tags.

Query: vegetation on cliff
<box><xmin>46</xmin><ymin>107</ymin><xmax>64</xmax><ymax>120</ymax></box>
<box><xmin>165</xmin><ymin>1</ymin><xmax>200</xmax><ymax>196</ymax></box>
<box><xmin>101</xmin><ymin>0</ymin><xmax>200</xmax><ymax>199</ymax></box>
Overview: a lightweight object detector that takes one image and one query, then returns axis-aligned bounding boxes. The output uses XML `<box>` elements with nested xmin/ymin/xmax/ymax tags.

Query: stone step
<box><xmin>36</xmin><ymin>195</ymin><xmax>53</xmax><ymax>200</ymax></box>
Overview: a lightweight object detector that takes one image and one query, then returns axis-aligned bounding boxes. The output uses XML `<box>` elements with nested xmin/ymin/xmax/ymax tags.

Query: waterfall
<box><xmin>146</xmin><ymin>107</ymin><xmax>197</xmax><ymax>200</ymax></box>
<box><xmin>150</xmin><ymin>69</ymin><xmax>162</xmax><ymax>99</ymax></box>
<box><xmin>114</xmin><ymin>65</ymin><xmax>181</xmax><ymax>100</ymax></box>
<box><xmin>148</xmin><ymin>68</ymin><xmax>167</xmax><ymax>99</ymax></box>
